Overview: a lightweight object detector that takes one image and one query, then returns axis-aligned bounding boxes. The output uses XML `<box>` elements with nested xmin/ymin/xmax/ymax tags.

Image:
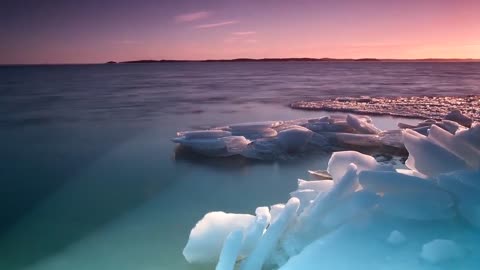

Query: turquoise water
<box><xmin>1</xmin><ymin>62</ymin><xmax>479</xmax><ymax>269</ymax></box>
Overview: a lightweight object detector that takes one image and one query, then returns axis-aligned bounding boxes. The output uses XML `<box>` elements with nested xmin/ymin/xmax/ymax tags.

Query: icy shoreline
<box><xmin>172</xmin><ymin>110</ymin><xmax>472</xmax><ymax>161</ymax></box>
<box><xmin>181</xmin><ymin>111</ymin><xmax>480</xmax><ymax>270</ymax></box>
<box><xmin>290</xmin><ymin>95</ymin><xmax>479</xmax><ymax>122</ymax></box>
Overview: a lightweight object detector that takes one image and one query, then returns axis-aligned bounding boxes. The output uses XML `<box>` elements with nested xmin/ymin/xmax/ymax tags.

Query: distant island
<box><xmin>107</xmin><ymin>58</ymin><xmax>480</xmax><ymax>64</ymax></box>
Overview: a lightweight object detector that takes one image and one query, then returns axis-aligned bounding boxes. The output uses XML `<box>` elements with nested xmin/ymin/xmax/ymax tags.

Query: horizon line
<box><xmin>2</xmin><ymin>57</ymin><xmax>480</xmax><ymax>66</ymax></box>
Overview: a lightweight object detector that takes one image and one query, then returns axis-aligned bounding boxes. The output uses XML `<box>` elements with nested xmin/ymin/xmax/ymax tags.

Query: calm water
<box><xmin>1</xmin><ymin>62</ymin><xmax>479</xmax><ymax>270</ymax></box>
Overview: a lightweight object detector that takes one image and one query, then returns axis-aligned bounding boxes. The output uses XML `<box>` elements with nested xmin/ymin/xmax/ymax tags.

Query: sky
<box><xmin>1</xmin><ymin>0</ymin><xmax>480</xmax><ymax>64</ymax></box>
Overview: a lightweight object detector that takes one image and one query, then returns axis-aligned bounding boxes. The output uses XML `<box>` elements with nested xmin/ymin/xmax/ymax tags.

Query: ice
<box><xmin>228</xmin><ymin>121</ymin><xmax>284</xmax><ymax>130</ymax></box>
<box><xmin>437</xmin><ymin>172</ymin><xmax>480</xmax><ymax>228</ymax></box>
<box><xmin>240</xmin><ymin>207</ymin><xmax>271</xmax><ymax>256</ymax></box>
<box><xmin>289</xmin><ymin>163</ymin><xmax>359</xmax><ymax>246</ymax></box>
<box><xmin>320</xmin><ymin>190</ymin><xmax>378</xmax><ymax>229</ymax></box>
<box><xmin>182</xmin><ymin>111</ymin><xmax>480</xmax><ymax>269</ymax></box>
<box><xmin>403</xmin><ymin>129</ymin><xmax>468</xmax><ymax>176</ymax></box>
<box><xmin>445</xmin><ymin>109</ymin><xmax>473</xmax><ymax>127</ymax></box>
<box><xmin>290</xmin><ymin>96</ymin><xmax>479</xmax><ymax>123</ymax></box>
<box><xmin>436</xmin><ymin>119</ymin><xmax>465</xmax><ymax>134</ymax></box>
<box><xmin>276</xmin><ymin>126</ymin><xmax>314</xmax><ymax>152</ymax></box>
<box><xmin>358</xmin><ymin>171</ymin><xmax>440</xmax><ymax>193</ymax></box>
<box><xmin>420</xmin><ymin>239</ymin><xmax>463</xmax><ymax>264</ymax></box>
<box><xmin>172</xmin><ymin>113</ymin><xmax>403</xmax><ymax>160</ymax></box>
<box><xmin>269</xmin><ymin>204</ymin><xmax>285</xmax><ymax>223</ymax></box>
<box><xmin>174</xmin><ymin>135</ymin><xmax>251</xmax><ymax>157</ymax></box>
<box><xmin>428</xmin><ymin>125</ymin><xmax>480</xmax><ymax>168</ymax></box>
<box><xmin>240</xmin><ymin>197</ymin><xmax>299</xmax><ymax>270</ymax></box>
<box><xmin>215</xmin><ymin>230</ymin><xmax>244</xmax><ymax>270</ymax></box>
<box><xmin>297</xmin><ymin>179</ymin><xmax>334</xmax><ymax>192</ymax></box>
<box><xmin>327</xmin><ymin>151</ymin><xmax>391</xmax><ymax>181</ymax></box>
<box><xmin>346</xmin><ymin>114</ymin><xmax>382</xmax><ymax>134</ymax></box>
<box><xmin>176</xmin><ymin>130</ymin><xmax>232</xmax><ymax>139</ymax></box>
<box><xmin>307</xmin><ymin>170</ymin><xmax>332</xmax><ymax>180</ymax></box>
<box><xmin>455</xmin><ymin>122</ymin><xmax>480</xmax><ymax>150</ymax></box>
<box><xmin>329</xmin><ymin>133</ymin><xmax>383</xmax><ymax>147</ymax></box>
<box><xmin>378</xmin><ymin>191</ymin><xmax>455</xmax><ymax>220</ymax></box>
<box><xmin>183</xmin><ymin>212</ymin><xmax>255</xmax><ymax>263</ymax></box>
<box><xmin>230</xmin><ymin>127</ymin><xmax>278</xmax><ymax>140</ymax></box>
<box><xmin>387</xmin><ymin>230</ymin><xmax>406</xmax><ymax>245</ymax></box>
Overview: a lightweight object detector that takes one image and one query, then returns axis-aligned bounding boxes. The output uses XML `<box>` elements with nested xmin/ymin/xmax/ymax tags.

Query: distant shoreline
<box><xmin>2</xmin><ymin>58</ymin><xmax>480</xmax><ymax>66</ymax></box>
<box><xmin>111</xmin><ymin>58</ymin><xmax>480</xmax><ymax>64</ymax></box>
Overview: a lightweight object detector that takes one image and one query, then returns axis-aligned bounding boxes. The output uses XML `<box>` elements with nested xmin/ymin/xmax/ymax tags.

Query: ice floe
<box><xmin>182</xmin><ymin>110</ymin><xmax>480</xmax><ymax>270</ymax></box>
<box><xmin>173</xmin><ymin>110</ymin><xmax>476</xmax><ymax>161</ymax></box>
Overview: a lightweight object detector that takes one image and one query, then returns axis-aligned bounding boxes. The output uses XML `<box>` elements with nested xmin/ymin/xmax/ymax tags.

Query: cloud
<box><xmin>224</xmin><ymin>37</ymin><xmax>258</xmax><ymax>44</ymax></box>
<box><xmin>175</xmin><ymin>11</ymin><xmax>211</xmax><ymax>22</ymax></box>
<box><xmin>232</xmin><ymin>31</ymin><xmax>256</xmax><ymax>35</ymax></box>
<box><xmin>195</xmin><ymin>20</ymin><xmax>238</xmax><ymax>29</ymax></box>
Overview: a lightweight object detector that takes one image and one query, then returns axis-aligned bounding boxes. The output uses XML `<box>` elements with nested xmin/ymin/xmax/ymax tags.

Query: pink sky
<box><xmin>1</xmin><ymin>0</ymin><xmax>479</xmax><ymax>64</ymax></box>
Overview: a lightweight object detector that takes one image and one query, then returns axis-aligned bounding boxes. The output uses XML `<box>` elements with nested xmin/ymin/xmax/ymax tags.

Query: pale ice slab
<box><xmin>215</xmin><ymin>230</ymin><xmax>244</xmax><ymax>270</ymax></box>
<box><xmin>327</xmin><ymin>151</ymin><xmax>391</xmax><ymax>181</ymax></box>
<box><xmin>420</xmin><ymin>239</ymin><xmax>463</xmax><ymax>264</ymax></box>
<box><xmin>403</xmin><ymin>129</ymin><xmax>468</xmax><ymax>176</ymax></box>
<box><xmin>358</xmin><ymin>170</ymin><xmax>439</xmax><ymax>193</ymax></box>
<box><xmin>183</xmin><ymin>212</ymin><xmax>255</xmax><ymax>263</ymax></box>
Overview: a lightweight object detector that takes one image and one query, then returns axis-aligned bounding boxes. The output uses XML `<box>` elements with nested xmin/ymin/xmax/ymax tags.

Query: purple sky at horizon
<box><xmin>1</xmin><ymin>0</ymin><xmax>479</xmax><ymax>64</ymax></box>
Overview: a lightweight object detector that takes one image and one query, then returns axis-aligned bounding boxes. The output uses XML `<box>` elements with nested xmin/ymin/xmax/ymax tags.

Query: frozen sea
<box><xmin>0</xmin><ymin>62</ymin><xmax>479</xmax><ymax>270</ymax></box>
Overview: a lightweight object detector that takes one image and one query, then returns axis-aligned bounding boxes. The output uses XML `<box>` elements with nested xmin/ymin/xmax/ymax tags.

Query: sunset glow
<box><xmin>1</xmin><ymin>0</ymin><xmax>479</xmax><ymax>64</ymax></box>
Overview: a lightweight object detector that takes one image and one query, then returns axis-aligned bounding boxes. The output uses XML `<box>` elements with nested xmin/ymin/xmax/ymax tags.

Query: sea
<box><xmin>1</xmin><ymin>62</ymin><xmax>479</xmax><ymax>270</ymax></box>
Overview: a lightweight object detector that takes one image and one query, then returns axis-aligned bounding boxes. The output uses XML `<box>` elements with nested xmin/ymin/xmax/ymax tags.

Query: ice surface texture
<box><xmin>173</xmin><ymin>109</ymin><xmax>476</xmax><ymax>160</ymax></box>
<box><xmin>183</xmin><ymin>112</ymin><xmax>480</xmax><ymax>270</ymax></box>
<box><xmin>290</xmin><ymin>96</ymin><xmax>479</xmax><ymax>123</ymax></box>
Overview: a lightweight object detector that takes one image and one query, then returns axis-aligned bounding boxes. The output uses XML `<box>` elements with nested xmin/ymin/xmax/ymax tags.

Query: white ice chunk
<box><xmin>183</xmin><ymin>212</ymin><xmax>255</xmax><ymax>263</ymax></box>
<box><xmin>240</xmin><ymin>197</ymin><xmax>300</xmax><ymax>270</ymax></box>
<box><xmin>174</xmin><ymin>136</ymin><xmax>251</xmax><ymax>157</ymax></box>
<box><xmin>428</xmin><ymin>125</ymin><xmax>480</xmax><ymax>169</ymax></box>
<box><xmin>437</xmin><ymin>119</ymin><xmax>465</xmax><ymax>134</ymax></box>
<box><xmin>378</xmin><ymin>129</ymin><xmax>404</xmax><ymax>148</ymax></box>
<box><xmin>437</xmin><ymin>172</ymin><xmax>480</xmax><ymax>228</ymax></box>
<box><xmin>454</xmin><ymin>122</ymin><xmax>480</xmax><ymax>150</ymax></box>
<box><xmin>277</xmin><ymin>126</ymin><xmax>313</xmax><ymax>152</ymax></box>
<box><xmin>330</xmin><ymin>133</ymin><xmax>383</xmax><ymax>147</ymax></box>
<box><xmin>304</xmin><ymin>121</ymin><xmax>356</xmax><ymax>133</ymax></box>
<box><xmin>241</xmin><ymin>207</ymin><xmax>271</xmax><ymax>257</ymax></box>
<box><xmin>387</xmin><ymin>230</ymin><xmax>406</xmax><ymax>246</ymax></box>
<box><xmin>436</xmin><ymin>172</ymin><xmax>480</xmax><ymax>203</ymax></box>
<box><xmin>320</xmin><ymin>191</ymin><xmax>379</xmax><ymax>229</ymax></box>
<box><xmin>444</xmin><ymin>109</ymin><xmax>473</xmax><ymax>127</ymax></box>
<box><xmin>215</xmin><ymin>230</ymin><xmax>244</xmax><ymax>270</ymax></box>
<box><xmin>290</xmin><ymin>189</ymin><xmax>317</xmax><ymax>212</ymax></box>
<box><xmin>270</xmin><ymin>204</ymin><xmax>285</xmax><ymax>223</ymax></box>
<box><xmin>297</xmin><ymin>179</ymin><xmax>334</xmax><ymax>193</ymax></box>
<box><xmin>230</xmin><ymin>128</ymin><xmax>277</xmax><ymax>140</ymax></box>
<box><xmin>307</xmin><ymin>170</ymin><xmax>332</xmax><ymax>180</ymax></box>
<box><xmin>290</xmin><ymin>164</ymin><xmax>359</xmax><ymax>247</ymax></box>
<box><xmin>328</xmin><ymin>151</ymin><xmax>391</xmax><ymax>181</ymax></box>
<box><xmin>395</xmin><ymin>168</ymin><xmax>428</xmax><ymax>179</ymax></box>
<box><xmin>358</xmin><ymin>170</ymin><xmax>440</xmax><ymax>193</ymax></box>
<box><xmin>346</xmin><ymin>114</ymin><xmax>382</xmax><ymax>134</ymax></box>
<box><xmin>229</xmin><ymin>121</ymin><xmax>283</xmax><ymax>130</ymax></box>
<box><xmin>420</xmin><ymin>239</ymin><xmax>463</xmax><ymax>264</ymax></box>
<box><xmin>175</xmin><ymin>130</ymin><xmax>232</xmax><ymax>139</ymax></box>
<box><xmin>403</xmin><ymin>129</ymin><xmax>468</xmax><ymax>176</ymax></box>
